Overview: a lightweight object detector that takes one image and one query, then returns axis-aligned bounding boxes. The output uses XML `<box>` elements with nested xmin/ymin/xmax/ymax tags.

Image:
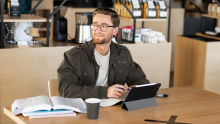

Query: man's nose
<box><xmin>96</xmin><ymin>25</ymin><xmax>102</xmax><ymax>32</ymax></box>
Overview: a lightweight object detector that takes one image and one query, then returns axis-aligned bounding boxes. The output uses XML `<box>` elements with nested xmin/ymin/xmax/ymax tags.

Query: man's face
<box><xmin>92</xmin><ymin>14</ymin><xmax>118</xmax><ymax>44</ymax></box>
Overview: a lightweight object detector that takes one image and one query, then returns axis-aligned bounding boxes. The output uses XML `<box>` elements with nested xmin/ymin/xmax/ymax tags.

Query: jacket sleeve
<box><xmin>57</xmin><ymin>50</ymin><xmax>108</xmax><ymax>100</ymax></box>
<box><xmin>125</xmin><ymin>50</ymin><xmax>150</xmax><ymax>87</ymax></box>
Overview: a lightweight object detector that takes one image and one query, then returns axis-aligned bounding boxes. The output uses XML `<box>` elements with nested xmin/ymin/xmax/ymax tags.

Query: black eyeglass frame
<box><xmin>90</xmin><ymin>23</ymin><xmax>115</xmax><ymax>32</ymax></box>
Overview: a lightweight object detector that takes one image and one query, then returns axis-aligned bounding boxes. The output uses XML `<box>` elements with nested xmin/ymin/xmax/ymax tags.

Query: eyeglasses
<box><xmin>91</xmin><ymin>23</ymin><xmax>115</xmax><ymax>32</ymax></box>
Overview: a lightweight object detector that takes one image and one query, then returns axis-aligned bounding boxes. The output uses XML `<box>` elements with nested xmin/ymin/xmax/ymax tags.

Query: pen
<box><xmin>118</xmin><ymin>87</ymin><xmax>130</xmax><ymax>91</ymax></box>
<box><xmin>118</xmin><ymin>87</ymin><xmax>123</xmax><ymax>90</ymax></box>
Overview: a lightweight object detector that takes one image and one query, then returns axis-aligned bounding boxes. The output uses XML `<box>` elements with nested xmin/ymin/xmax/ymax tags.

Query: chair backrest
<box><xmin>48</xmin><ymin>79</ymin><xmax>60</xmax><ymax>97</ymax></box>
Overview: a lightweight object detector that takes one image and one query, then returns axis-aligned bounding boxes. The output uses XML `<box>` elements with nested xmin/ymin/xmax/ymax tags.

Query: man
<box><xmin>57</xmin><ymin>7</ymin><xmax>150</xmax><ymax>100</ymax></box>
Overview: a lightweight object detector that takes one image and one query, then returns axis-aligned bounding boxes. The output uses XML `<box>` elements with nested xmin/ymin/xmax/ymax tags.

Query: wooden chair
<box><xmin>48</xmin><ymin>79</ymin><xmax>60</xmax><ymax>97</ymax></box>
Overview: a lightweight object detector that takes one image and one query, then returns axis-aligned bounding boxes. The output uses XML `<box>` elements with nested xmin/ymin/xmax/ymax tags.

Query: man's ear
<box><xmin>113</xmin><ymin>27</ymin><xmax>119</xmax><ymax>36</ymax></box>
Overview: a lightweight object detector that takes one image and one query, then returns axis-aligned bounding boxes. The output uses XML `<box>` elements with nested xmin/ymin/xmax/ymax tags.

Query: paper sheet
<box><xmin>100</xmin><ymin>98</ymin><xmax>122</xmax><ymax>107</ymax></box>
<box><xmin>100</xmin><ymin>94</ymin><xmax>127</xmax><ymax>107</ymax></box>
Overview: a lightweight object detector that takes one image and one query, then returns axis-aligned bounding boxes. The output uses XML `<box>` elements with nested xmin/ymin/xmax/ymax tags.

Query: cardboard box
<box><xmin>212</xmin><ymin>4</ymin><xmax>218</xmax><ymax>16</ymax></box>
<box><xmin>208</xmin><ymin>3</ymin><xmax>213</xmax><ymax>15</ymax></box>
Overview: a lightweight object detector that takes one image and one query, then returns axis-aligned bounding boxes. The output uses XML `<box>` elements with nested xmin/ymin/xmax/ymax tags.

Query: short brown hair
<box><xmin>93</xmin><ymin>7</ymin><xmax>120</xmax><ymax>27</ymax></box>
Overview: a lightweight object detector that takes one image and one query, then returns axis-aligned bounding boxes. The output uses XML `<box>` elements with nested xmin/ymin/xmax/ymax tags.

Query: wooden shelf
<box><xmin>201</xmin><ymin>14</ymin><xmax>220</xmax><ymax>19</ymax></box>
<box><xmin>119</xmin><ymin>17</ymin><xmax>168</xmax><ymax>21</ymax></box>
<box><xmin>0</xmin><ymin>14</ymin><xmax>49</xmax><ymax>22</ymax></box>
<box><xmin>196</xmin><ymin>33</ymin><xmax>220</xmax><ymax>40</ymax></box>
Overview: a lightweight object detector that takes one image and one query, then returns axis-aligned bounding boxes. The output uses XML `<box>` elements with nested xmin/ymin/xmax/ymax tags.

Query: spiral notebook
<box><xmin>23</xmin><ymin>109</ymin><xmax>75</xmax><ymax>117</ymax></box>
<box><xmin>29</xmin><ymin>113</ymin><xmax>76</xmax><ymax>119</ymax></box>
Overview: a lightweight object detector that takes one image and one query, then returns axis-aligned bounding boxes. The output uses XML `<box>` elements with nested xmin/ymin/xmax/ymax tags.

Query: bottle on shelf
<box><xmin>143</xmin><ymin>0</ymin><xmax>148</xmax><ymax>18</ymax></box>
<box><xmin>155</xmin><ymin>0</ymin><xmax>159</xmax><ymax>18</ymax></box>
<box><xmin>140</xmin><ymin>0</ymin><xmax>145</xmax><ymax>18</ymax></box>
<box><xmin>8</xmin><ymin>0</ymin><xmax>10</xmax><ymax>16</ymax></box>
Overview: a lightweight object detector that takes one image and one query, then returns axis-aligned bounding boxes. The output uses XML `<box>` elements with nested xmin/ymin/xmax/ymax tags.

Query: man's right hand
<box><xmin>107</xmin><ymin>84</ymin><xmax>128</xmax><ymax>98</ymax></box>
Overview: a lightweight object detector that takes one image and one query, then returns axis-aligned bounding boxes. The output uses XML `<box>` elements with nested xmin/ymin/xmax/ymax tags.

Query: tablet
<box><xmin>121</xmin><ymin>83</ymin><xmax>161</xmax><ymax>110</ymax></box>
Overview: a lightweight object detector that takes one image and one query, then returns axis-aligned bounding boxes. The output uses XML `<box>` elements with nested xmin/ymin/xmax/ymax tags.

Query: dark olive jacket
<box><xmin>57</xmin><ymin>40</ymin><xmax>150</xmax><ymax>100</ymax></box>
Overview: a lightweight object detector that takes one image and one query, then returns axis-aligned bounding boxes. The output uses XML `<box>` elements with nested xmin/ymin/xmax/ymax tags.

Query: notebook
<box><xmin>29</xmin><ymin>113</ymin><xmax>76</xmax><ymax>119</ymax></box>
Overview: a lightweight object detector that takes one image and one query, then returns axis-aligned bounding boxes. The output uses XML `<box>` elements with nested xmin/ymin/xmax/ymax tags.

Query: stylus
<box><xmin>155</xmin><ymin>94</ymin><xmax>169</xmax><ymax>98</ymax></box>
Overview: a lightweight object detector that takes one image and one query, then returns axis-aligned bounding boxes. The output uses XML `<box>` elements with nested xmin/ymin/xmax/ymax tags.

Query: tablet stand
<box><xmin>122</xmin><ymin>97</ymin><xmax>158</xmax><ymax>111</ymax></box>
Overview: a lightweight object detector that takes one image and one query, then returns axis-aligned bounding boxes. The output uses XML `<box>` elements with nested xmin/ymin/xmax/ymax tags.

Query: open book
<box><xmin>100</xmin><ymin>83</ymin><xmax>160</xmax><ymax>107</ymax></box>
<box><xmin>12</xmin><ymin>95</ymin><xmax>86</xmax><ymax>116</ymax></box>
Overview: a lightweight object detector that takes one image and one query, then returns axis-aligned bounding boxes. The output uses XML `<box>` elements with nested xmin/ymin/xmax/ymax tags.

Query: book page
<box><xmin>12</xmin><ymin>98</ymin><xmax>35</xmax><ymax>115</ymax></box>
<box><xmin>17</xmin><ymin>98</ymin><xmax>35</xmax><ymax>108</ymax></box>
<box><xmin>22</xmin><ymin>96</ymin><xmax>52</xmax><ymax>113</ymax></box>
<box><xmin>51</xmin><ymin>96</ymin><xmax>69</xmax><ymax>106</ymax></box>
<box><xmin>32</xmin><ymin>96</ymin><xmax>52</xmax><ymax>105</ymax></box>
<box><xmin>51</xmin><ymin>96</ymin><xmax>86</xmax><ymax>112</ymax></box>
<box><xmin>66</xmin><ymin>98</ymin><xmax>86</xmax><ymax>109</ymax></box>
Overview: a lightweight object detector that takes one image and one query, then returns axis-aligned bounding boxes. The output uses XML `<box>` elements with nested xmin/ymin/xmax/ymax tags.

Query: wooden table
<box><xmin>4</xmin><ymin>86</ymin><xmax>220</xmax><ymax>124</ymax></box>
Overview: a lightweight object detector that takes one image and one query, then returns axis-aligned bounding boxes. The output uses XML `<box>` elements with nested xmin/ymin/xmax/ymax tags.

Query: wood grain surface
<box><xmin>1</xmin><ymin>14</ymin><xmax>48</xmax><ymax>22</ymax></box>
<box><xmin>174</xmin><ymin>36</ymin><xmax>220</xmax><ymax>95</ymax></box>
<box><xmin>4</xmin><ymin>86</ymin><xmax>220</xmax><ymax>124</ymax></box>
<box><xmin>173</xmin><ymin>36</ymin><xmax>206</xmax><ymax>88</ymax></box>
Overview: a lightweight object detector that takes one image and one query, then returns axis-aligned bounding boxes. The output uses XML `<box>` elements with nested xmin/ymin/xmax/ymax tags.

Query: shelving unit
<box><xmin>0</xmin><ymin>0</ymin><xmax>46</xmax><ymax>48</ymax></box>
<box><xmin>32</xmin><ymin>0</ymin><xmax>54</xmax><ymax>37</ymax></box>
<box><xmin>119</xmin><ymin>0</ymin><xmax>172</xmax><ymax>43</ymax></box>
<box><xmin>199</xmin><ymin>0</ymin><xmax>220</xmax><ymax>39</ymax></box>
<box><xmin>0</xmin><ymin>0</ymin><xmax>67</xmax><ymax>48</ymax></box>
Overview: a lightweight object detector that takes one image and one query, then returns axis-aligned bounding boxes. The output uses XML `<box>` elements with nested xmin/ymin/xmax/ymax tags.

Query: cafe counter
<box><xmin>174</xmin><ymin>35</ymin><xmax>220</xmax><ymax>95</ymax></box>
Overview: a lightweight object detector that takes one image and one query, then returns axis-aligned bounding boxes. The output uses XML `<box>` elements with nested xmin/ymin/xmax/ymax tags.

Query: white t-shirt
<box><xmin>94</xmin><ymin>48</ymin><xmax>110</xmax><ymax>86</ymax></box>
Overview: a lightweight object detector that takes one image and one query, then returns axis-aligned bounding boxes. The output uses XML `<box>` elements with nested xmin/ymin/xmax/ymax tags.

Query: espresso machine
<box><xmin>75</xmin><ymin>12</ymin><xmax>93</xmax><ymax>43</ymax></box>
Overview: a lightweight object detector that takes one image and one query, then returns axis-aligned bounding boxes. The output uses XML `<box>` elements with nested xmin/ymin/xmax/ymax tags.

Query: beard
<box><xmin>93</xmin><ymin>32</ymin><xmax>113</xmax><ymax>44</ymax></box>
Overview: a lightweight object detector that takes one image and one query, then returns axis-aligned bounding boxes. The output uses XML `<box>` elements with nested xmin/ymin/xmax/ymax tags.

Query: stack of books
<box><xmin>12</xmin><ymin>95</ymin><xmax>87</xmax><ymax>119</ymax></box>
